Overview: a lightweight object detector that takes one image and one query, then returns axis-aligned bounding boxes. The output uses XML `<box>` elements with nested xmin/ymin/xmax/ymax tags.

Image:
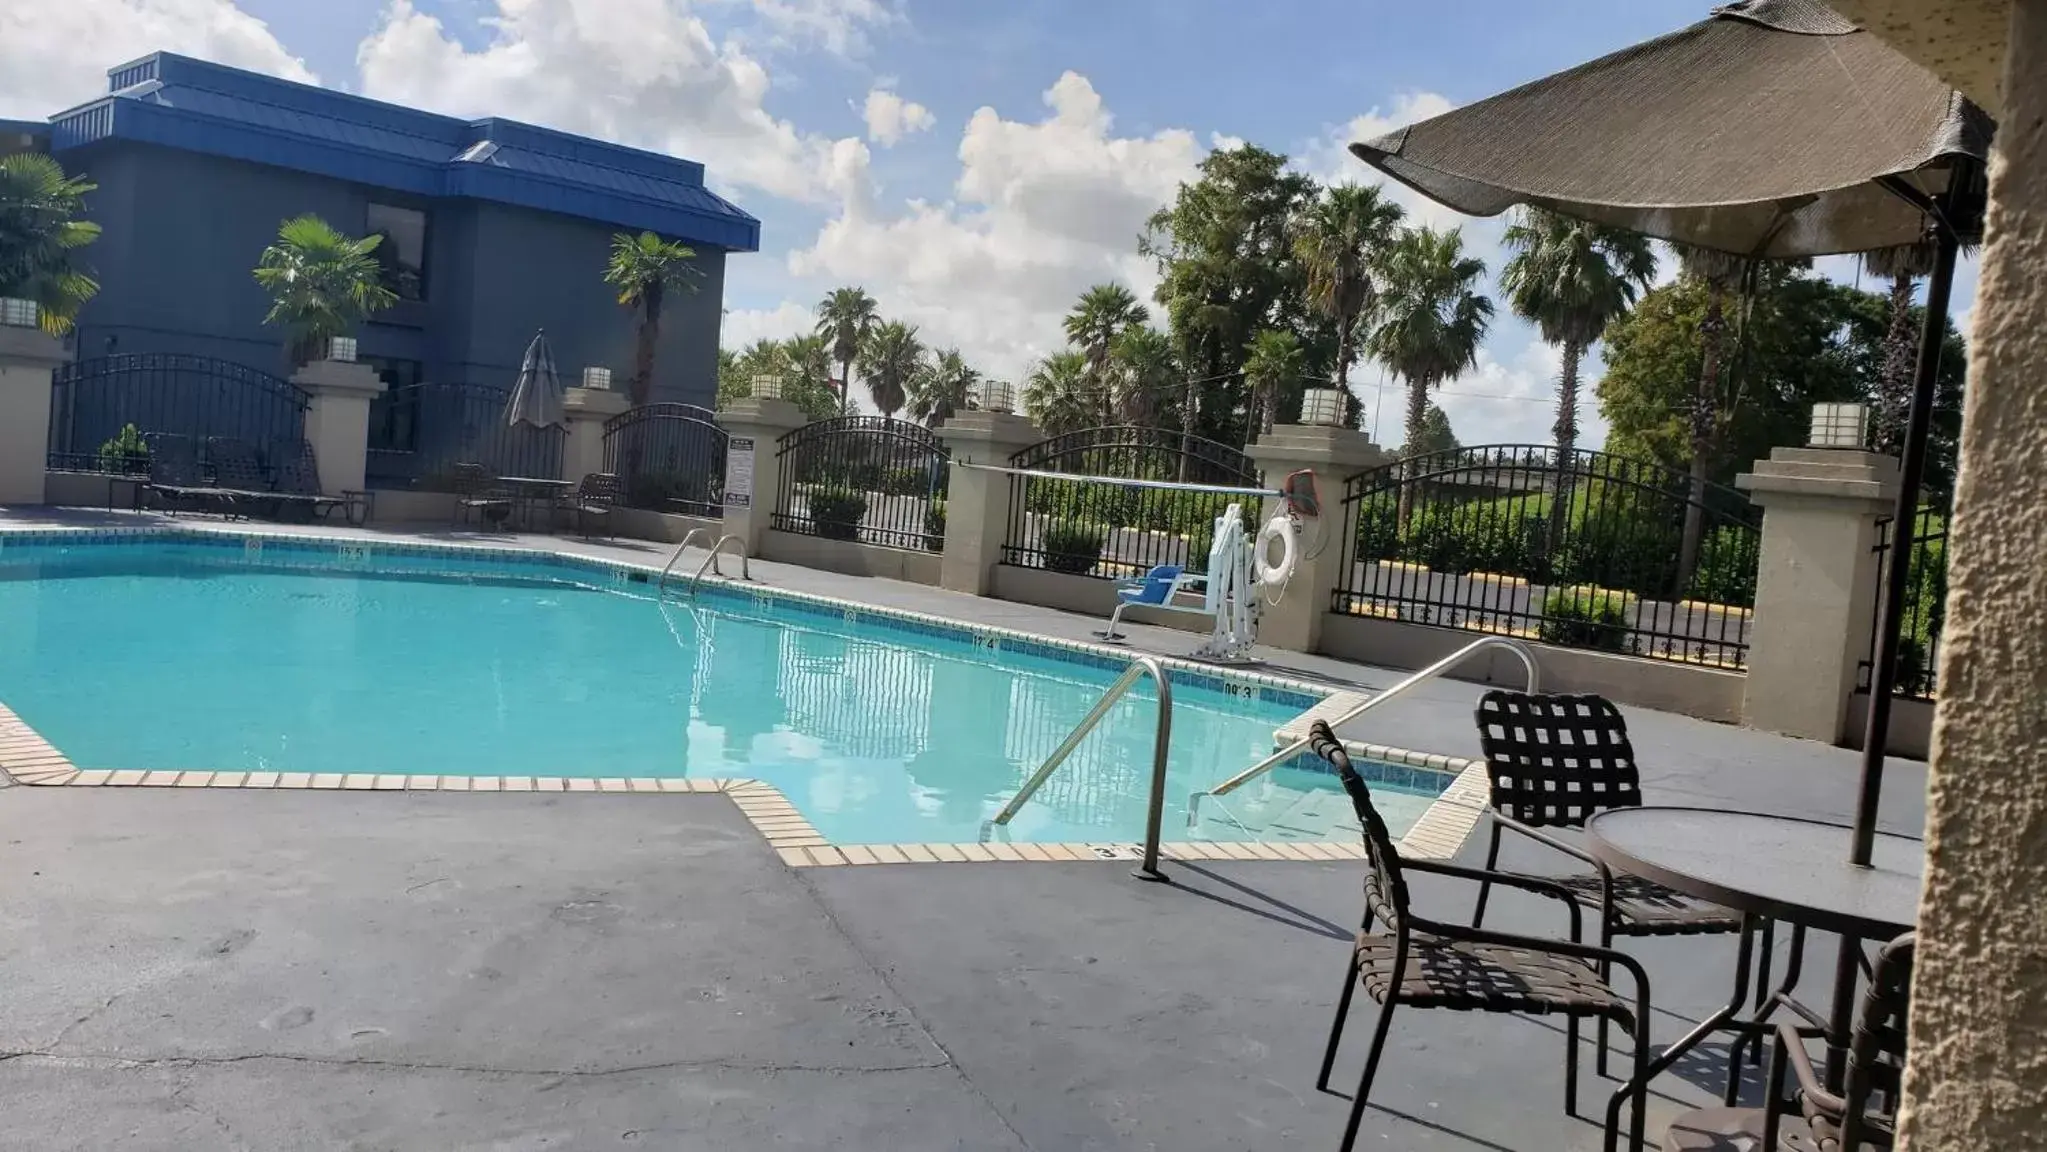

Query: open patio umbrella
<box><xmin>1349</xmin><ymin>0</ymin><xmax>1990</xmax><ymax>868</ymax></box>
<box><xmin>506</xmin><ymin>329</ymin><xmax>566</xmax><ymax>429</ymax></box>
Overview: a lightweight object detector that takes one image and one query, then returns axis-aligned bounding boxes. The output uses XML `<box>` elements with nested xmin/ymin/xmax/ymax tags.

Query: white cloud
<box><xmin>745</xmin><ymin>0</ymin><xmax>896</xmax><ymax>56</ymax></box>
<box><xmin>861</xmin><ymin>87</ymin><xmax>933</xmax><ymax>146</ymax></box>
<box><xmin>355</xmin><ymin>0</ymin><xmax>865</xmax><ymax>205</ymax></box>
<box><xmin>723</xmin><ymin>299</ymin><xmax>818</xmax><ymax>350</ymax></box>
<box><xmin>0</xmin><ymin>0</ymin><xmax>314</xmax><ymax>119</ymax></box>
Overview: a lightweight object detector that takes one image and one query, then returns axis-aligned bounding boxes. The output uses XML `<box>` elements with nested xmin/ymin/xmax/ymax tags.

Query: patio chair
<box><xmin>205</xmin><ymin>437</ymin><xmax>287</xmax><ymax>520</ymax></box>
<box><xmin>272</xmin><ymin>440</ymin><xmax>354</xmax><ymax>523</ymax></box>
<box><xmin>140</xmin><ymin>433</ymin><xmax>227</xmax><ymax>515</ymax></box>
<box><xmin>567</xmin><ymin>472</ymin><xmax>620</xmax><ymax>539</ymax></box>
<box><xmin>1469</xmin><ymin>691</ymin><xmax>1746</xmax><ymax>1081</ymax></box>
<box><xmin>1308</xmin><ymin>719</ymin><xmax>1652</xmax><ymax>1152</ymax></box>
<box><xmin>1095</xmin><ymin>564</ymin><xmax>1209</xmax><ymax>641</ymax></box>
<box><xmin>450</xmin><ymin>462</ymin><xmax>512</xmax><ymax>529</ymax></box>
<box><xmin>1762</xmin><ymin>932</ymin><xmax>1913</xmax><ymax>1151</ymax></box>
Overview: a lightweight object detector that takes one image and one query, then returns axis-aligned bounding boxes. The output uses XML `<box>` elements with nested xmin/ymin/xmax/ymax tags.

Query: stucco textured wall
<box><xmin>1896</xmin><ymin>2</ymin><xmax>2047</xmax><ymax>1147</ymax></box>
<box><xmin>1822</xmin><ymin>0</ymin><xmax>2011</xmax><ymax>113</ymax></box>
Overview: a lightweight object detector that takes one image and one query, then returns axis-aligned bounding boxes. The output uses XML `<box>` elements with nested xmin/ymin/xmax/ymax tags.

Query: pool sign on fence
<box><xmin>724</xmin><ymin>437</ymin><xmax>755</xmax><ymax>508</ymax></box>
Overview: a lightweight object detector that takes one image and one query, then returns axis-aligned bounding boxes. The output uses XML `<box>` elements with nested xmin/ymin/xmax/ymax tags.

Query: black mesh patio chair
<box><xmin>272</xmin><ymin>440</ymin><xmax>353</xmax><ymax>522</ymax></box>
<box><xmin>1308</xmin><ymin>719</ymin><xmax>1652</xmax><ymax>1152</ymax></box>
<box><xmin>1755</xmin><ymin>933</ymin><xmax>1914</xmax><ymax>1152</ymax></box>
<box><xmin>450</xmin><ymin>462</ymin><xmax>512</xmax><ymax>529</ymax></box>
<box><xmin>204</xmin><ymin>437</ymin><xmax>285</xmax><ymax>519</ymax></box>
<box><xmin>569</xmin><ymin>472</ymin><xmax>620</xmax><ymax>538</ymax></box>
<box><xmin>141</xmin><ymin>433</ymin><xmax>227</xmax><ymax>515</ymax></box>
<box><xmin>1470</xmin><ymin>692</ymin><xmax>1748</xmax><ymax>1081</ymax></box>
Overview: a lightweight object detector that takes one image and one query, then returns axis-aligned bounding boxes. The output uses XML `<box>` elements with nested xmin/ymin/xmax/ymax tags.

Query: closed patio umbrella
<box><xmin>506</xmin><ymin>330</ymin><xmax>566</xmax><ymax>429</ymax></box>
<box><xmin>1348</xmin><ymin>0</ymin><xmax>1991</xmax><ymax>868</ymax></box>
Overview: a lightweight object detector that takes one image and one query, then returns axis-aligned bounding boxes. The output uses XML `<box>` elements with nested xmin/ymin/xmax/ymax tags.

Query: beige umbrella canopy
<box><xmin>1349</xmin><ymin>0</ymin><xmax>1990</xmax><ymax>259</ymax></box>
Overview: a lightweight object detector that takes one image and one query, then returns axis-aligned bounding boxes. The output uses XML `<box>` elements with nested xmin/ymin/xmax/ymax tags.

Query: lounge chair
<box><xmin>1095</xmin><ymin>564</ymin><xmax>1208</xmax><ymax>641</ymax></box>
<box><xmin>141</xmin><ymin>433</ymin><xmax>230</xmax><ymax>515</ymax></box>
<box><xmin>205</xmin><ymin>437</ymin><xmax>286</xmax><ymax>519</ymax></box>
<box><xmin>567</xmin><ymin>472</ymin><xmax>620</xmax><ymax>539</ymax></box>
<box><xmin>450</xmin><ymin>462</ymin><xmax>512</xmax><ymax>529</ymax></box>
<box><xmin>272</xmin><ymin>440</ymin><xmax>355</xmax><ymax>523</ymax></box>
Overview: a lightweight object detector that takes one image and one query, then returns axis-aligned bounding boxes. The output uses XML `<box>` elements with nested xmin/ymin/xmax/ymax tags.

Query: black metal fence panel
<box><xmin>772</xmin><ymin>417</ymin><xmax>949</xmax><ymax>552</ymax></box>
<box><xmin>47</xmin><ymin>354</ymin><xmax>309</xmax><ymax>472</ymax></box>
<box><xmin>1859</xmin><ymin>504</ymin><xmax>1948</xmax><ymax>701</ymax></box>
<box><xmin>1330</xmin><ymin>446</ymin><xmax>1762</xmax><ymax>669</ymax></box>
<box><xmin>601</xmin><ymin>403</ymin><xmax>727</xmax><ymax>517</ymax></box>
<box><xmin>1000</xmin><ymin>426</ymin><xmax>1260</xmax><ymax>579</ymax></box>
<box><xmin>364</xmin><ymin>382</ymin><xmax>563</xmax><ymax>491</ymax></box>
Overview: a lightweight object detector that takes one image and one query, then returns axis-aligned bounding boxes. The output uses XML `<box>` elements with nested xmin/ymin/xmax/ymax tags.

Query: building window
<box><xmin>366</xmin><ymin>203</ymin><xmax>428</xmax><ymax>301</ymax></box>
<box><xmin>365</xmin><ymin>357</ymin><xmax>423</xmax><ymax>453</ymax></box>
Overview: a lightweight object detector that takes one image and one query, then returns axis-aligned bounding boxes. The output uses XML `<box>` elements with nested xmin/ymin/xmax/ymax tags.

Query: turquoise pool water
<box><xmin>0</xmin><ymin>532</ymin><xmax>1441</xmax><ymax>845</ymax></box>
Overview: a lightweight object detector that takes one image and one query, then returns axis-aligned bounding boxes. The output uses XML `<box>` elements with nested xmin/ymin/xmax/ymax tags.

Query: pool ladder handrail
<box><xmin>686</xmin><ymin>535</ymin><xmax>749</xmax><ymax>596</ymax></box>
<box><xmin>987</xmin><ymin>655</ymin><xmax>1175</xmax><ymax>881</ymax></box>
<box><xmin>656</xmin><ymin>529</ymin><xmax>712</xmax><ymax>593</ymax></box>
<box><xmin>1203</xmin><ymin>635</ymin><xmax>1539</xmax><ymax>800</ymax></box>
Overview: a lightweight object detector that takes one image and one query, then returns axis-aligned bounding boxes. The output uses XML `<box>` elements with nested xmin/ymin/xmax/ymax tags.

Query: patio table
<box><xmin>1585</xmin><ymin>808</ymin><xmax>1922</xmax><ymax>1115</ymax></box>
<box><xmin>495</xmin><ymin>476</ymin><xmax>574</xmax><ymax>531</ymax></box>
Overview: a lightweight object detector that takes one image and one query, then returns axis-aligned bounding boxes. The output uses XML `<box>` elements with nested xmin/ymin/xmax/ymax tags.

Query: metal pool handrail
<box><xmin>988</xmin><ymin>655</ymin><xmax>1176</xmax><ymax>881</ymax></box>
<box><xmin>686</xmin><ymin>535</ymin><xmax>749</xmax><ymax>596</ymax></box>
<box><xmin>657</xmin><ymin>529</ymin><xmax>711</xmax><ymax>593</ymax></box>
<box><xmin>1205</xmin><ymin>636</ymin><xmax>1539</xmax><ymax>798</ymax></box>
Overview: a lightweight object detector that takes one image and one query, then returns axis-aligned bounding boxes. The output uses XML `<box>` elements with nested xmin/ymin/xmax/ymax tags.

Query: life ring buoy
<box><xmin>1253</xmin><ymin>515</ymin><xmax>1296</xmax><ymax>588</ymax></box>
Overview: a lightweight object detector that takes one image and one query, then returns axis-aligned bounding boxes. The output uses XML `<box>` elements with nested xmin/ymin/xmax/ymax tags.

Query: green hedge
<box><xmin>809</xmin><ymin>487</ymin><xmax>868</xmax><ymax>541</ymax></box>
<box><xmin>1042</xmin><ymin>518</ymin><xmax>1108</xmax><ymax>576</ymax></box>
<box><xmin>924</xmin><ymin>498</ymin><xmax>947</xmax><ymax>552</ymax></box>
<box><xmin>1536</xmin><ymin>586</ymin><xmax>1633</xmax><ymax>652</ymax></box>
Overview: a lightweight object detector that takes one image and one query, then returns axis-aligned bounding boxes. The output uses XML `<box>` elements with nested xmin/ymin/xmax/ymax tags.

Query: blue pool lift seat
<box><xmin>1095</xmin><ymin>565</ymin><xmax>1211</xmax><ymax>642</ymax></box>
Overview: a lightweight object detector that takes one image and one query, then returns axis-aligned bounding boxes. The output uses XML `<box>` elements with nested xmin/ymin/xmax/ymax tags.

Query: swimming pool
<box><xmin>0</xmin><ymin>529</ymin><xmax>1448</xmax><ymax>847</ymax></box>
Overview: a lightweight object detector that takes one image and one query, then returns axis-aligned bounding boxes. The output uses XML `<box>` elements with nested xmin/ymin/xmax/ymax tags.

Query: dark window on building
<box><xmin>366</xmin><ymin>203</ymin><xmax>428</xmax><ymax>301</ymax></box>
<box><xmin>365</xmin><ymin>357</ymin><xmax>422</xmax><ymax>453</ymax></box>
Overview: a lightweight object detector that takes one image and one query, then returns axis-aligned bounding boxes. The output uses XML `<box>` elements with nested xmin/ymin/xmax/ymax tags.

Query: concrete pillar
<box><xmin>0</xmin><ymin>323</ymin><xmax>68</xmax><ymax>505</ymax></box>
<box><xmin>1245</xmin><ymin>424</ymin><xmax>1386</xmax><ymax>654</ymax></box>
<box><xmin>562</xmin><ymin>387</ymin><xmax>629</xmax><ymax>484</ymax></box>
<box><xmin>291</xmin><ymin>359</ymin><xmax>386</xmax><ymax>496</ymax></box>
<box><xmin>1734</xmin><ymin>448</ymin><xmax>1899</xmax><ymax>743</ymax></box>
<box><xmin>1898</xmin><ymin>4</ymin><xmax>2047</xmax><ymax>1146</ymax></box>
<box><xmin>715</xmin><ymin>397</ymin><xmax>809</xmax><ymax>556</ymax></box>
<box><xmin>934</xmin><ymin>410</ymin><xmax>1044</xmax><ymax>595</ymax></box>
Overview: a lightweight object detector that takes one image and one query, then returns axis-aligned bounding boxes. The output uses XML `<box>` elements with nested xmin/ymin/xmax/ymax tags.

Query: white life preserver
<box><xmin>1253</xmin><ymin>515</ymin><xmax>1296</xmax><ymax>588</ymax></box>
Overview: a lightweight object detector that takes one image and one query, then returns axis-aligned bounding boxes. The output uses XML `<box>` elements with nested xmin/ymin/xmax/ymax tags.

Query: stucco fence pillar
<box><xmin>714</xmin><ymin>398</ymin><xmax>809</xmax><ymax>558</ymax></box>
<box><xmin>0</xmin><ymin>321</ymin><xmax>67</xmax><ymax>505</ymax></box>
<box><xmin>291</xmin><ymin>359</ymin><xmax>386</xmax><ymax>496</ymax></box>
<box><xmin>1245</xmin><ymin>424</ymin><xmax>1386</xmax><ymax>654</ymax></box>
<box><xmin>1734</xmin><ymin>447</ymin><xmax>1899</xmax><ymax>744</ymax></box>
<box><xmin>561</xmin><ymin>387</ymin><xmax>629</xmax><ymax>486</ymax></box>
<box><xmin>935</xmin><ymin>410</ymin><xmax>1044</xmax><ymax>595</ymax></box>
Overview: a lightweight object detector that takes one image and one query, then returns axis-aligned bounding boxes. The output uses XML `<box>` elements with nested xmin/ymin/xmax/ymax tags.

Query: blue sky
<box><xmin>1</xmin><ymin>0</ymin><xmax>1974</xmax><ymax>443</ymax></box>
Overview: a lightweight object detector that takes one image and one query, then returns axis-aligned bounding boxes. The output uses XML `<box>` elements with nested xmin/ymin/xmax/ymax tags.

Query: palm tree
<box><xmin>1241</xmin><ymin>329</ymin><xmax>1304</xmax><ymax>438</ymax></box>
<box><xmin>253</xmin><ymin>215</ymin><xmax>398</xmax><ymax>367</ymax></box>
<box><xmin>1858</xmin><ymin>239</ymin><xmax>1968</xmax><ymax>455</ymax></box>
<box><xmin>1367</xmin><ymin>226</ymin><xmax>1493</xmax><ymax>524</ymax></box>
<box><xmin>1673</xmin><ymin>244</ymin><xmax>1750</xmax><ymax>588</ymax></box>
<box><xmin>1109</xmin><ymin>326</ymin><xmax>1177</xmax><ymax>426</ymax></box>
<box><xmin>1292</xmin><ymin>183</ymin><xmax>1405</xmax><ymax>392</ymax></box>
<box><xmin>1023</xmin><ymin>350</ymin><xmax>1094</xmax><ymax>435</ymax></box>
<box><xmin>862</xmin><ymin>320</ymin><xmax>924</xmax><ymax>419</ymax></box>
<box><xmin>603</xmin><ymin>231</ymin><xmax>701</xmax><ymax>406</ymax></box>
<box><xmin>1064</xmin><ymin>283</ymin><xmax>1148</xmax><ymax>424</ymax></box>
<box><xmin>0</xmin><ymin>154</ymin><xmax>102</xmax><ymax>335</ymax></box>
<box><xmin>908</xmin><ymin>347</ymin><xmax>981</xmax><ymax>426</ymax></box>
<box><xmin>816</xmin><ymin>286</ymin><xmax>879</xmax><ymax>416</ymax></box>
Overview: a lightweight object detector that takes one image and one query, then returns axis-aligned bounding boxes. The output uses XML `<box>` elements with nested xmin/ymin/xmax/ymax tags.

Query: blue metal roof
<box><xmin>46</xmin><ymin>53</ymin><xmax>759</xmax><ymax>253</ymax></box>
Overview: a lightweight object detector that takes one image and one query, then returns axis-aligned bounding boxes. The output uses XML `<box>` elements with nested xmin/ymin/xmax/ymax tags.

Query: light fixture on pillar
<box><xmin>1299</xmin><ymin>387</ymin><xmax>1346</xmax><ymax>427</ymax></box>
<box><xmin>0</xmin><ymin>298</ymin><xmax>41</xmax><ymax>329</ymax></box>
<box><xmin>1809</xmin><ymin>402</ymin><xmax>1869</xmax><ymax>449</ymax></box>
<box><xmin>749</xmin><ymin>373</ymin><xmax>784</xmax><ymax>400</ymax></box>
<box><xmin>326</xmin><ymin>336</ymin><xmax>358</xmax><ymax>363</ymax></box>
<box><xmin>970</xmin><ymin>379</ymin><xmax>1015</xmax><ymax>413</ymax></box>
<box><xmin>581</xmin><ymin>366</ymin><xmax>612</xmax><ymax>390</ymax></box>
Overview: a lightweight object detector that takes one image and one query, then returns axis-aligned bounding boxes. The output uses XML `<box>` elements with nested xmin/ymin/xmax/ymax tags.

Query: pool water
<box><xmin>0</xmin><ymin>535</ymin><xmax>1440</xmax><ymax>845</ymax></box>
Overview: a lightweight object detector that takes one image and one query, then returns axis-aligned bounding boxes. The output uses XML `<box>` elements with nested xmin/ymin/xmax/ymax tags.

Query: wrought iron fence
<box><xmin>364</xmin><ymin>381</ymin><xmax>564</xmax><ymax>491</ymax></box>
<box><xmin>601</xmin><ymin>403</ymin><xmax>727</xmax><ymax>517</ymax></box>
<box><xmin>1000</xmin><ymin>425</ymin><xmax>1261</xmax><ymax>580</ymax></box>
<box><xmin>772</xmin><ymin>417</ymin><xmax>949</xmax><ymax>551</ymax></box>
<box><xmin>1330</xmin><ymin>445</ymin><xmax>1762</xmax><ymax>669</ymax></box>
<box><xmin>1859</xmin><ymin>504</ymin><xmax>1948</xmax><ymax>701</ymax></box>
<box><xmin>46</xmin><ymin>354</ymin><xmax>309</xmax><ymax>472</ymax></box>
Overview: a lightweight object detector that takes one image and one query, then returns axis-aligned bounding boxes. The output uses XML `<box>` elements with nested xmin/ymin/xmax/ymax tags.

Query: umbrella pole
<box><xmin>1851</xmin><ymin>225</ymin><xmax>1960</xmax><ymax>867</ymax></box>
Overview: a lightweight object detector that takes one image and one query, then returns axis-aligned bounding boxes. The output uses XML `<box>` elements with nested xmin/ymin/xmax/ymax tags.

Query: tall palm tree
<box><xmin>1367</xmin><ymin>226</ymin><xmax>1493</xmax><ymax>524</ymax></box>
<box><xmin>1672</xmin><ymin>244</ymin><xmax>1750</xmax><ymax>589</ymax></box>
<box><xmin>253</xmin><ymin>215</ymin><xmax>398</xmax><ymax>367</ymax></box>
<box><xmin>1858</xmin><ymin>239</ymin><xmax>1974</xmax><ymax>456</ymax></box>
<box><xmin>1242</xmin><ymin>329</ymin><xmax>1304</xmax><ymax>438</ymax></box>
<box><xmin>1064</xmin><ymin>283</ymin><xmax>1148</xmax><ymax>424</ymax></box>
<box><xmin>0</xmin><ymin>154</ymin><xmax>102</xmax><ymax>335</ymax></box>
<box><xmin>1292</xmin><ymin>183</ymin><xmax>1405</xmax><ymax>392</ymax></box>
<box><xmin>908</xmin><ymin>347</ymin><xmax>981</xmax><ymax>426</ymax></box>
<box><xmin>1109</xmin><ymin>326</ymin><xmax>1177</xmax><ymax>426</ymax></box>
<box><xmin>603</xmin><ymin>231</ymin><xmax>701</xmax><ymax>406</ymax></box>
<box><xmin>1023</xmin><ymin>350</ymin><xmax>1094</xmax><ymax>436</ymax></box>
<box><xmin>861</xmin><ymin>320</ymin><xmax>924</xmax><ymax>419</ymax></box>
<box><xmin>815</xmin><ymin>286</ymin><xmax>879</xmax><ymax>416</ymax></box>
